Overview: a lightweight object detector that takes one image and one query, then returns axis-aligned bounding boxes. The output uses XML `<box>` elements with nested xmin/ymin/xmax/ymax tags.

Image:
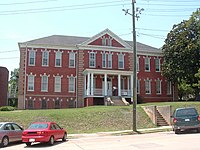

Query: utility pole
<box><xmin>132</xmin><ymin>0</ymin><xmax>137</xmax><ymax>132</ymax></box>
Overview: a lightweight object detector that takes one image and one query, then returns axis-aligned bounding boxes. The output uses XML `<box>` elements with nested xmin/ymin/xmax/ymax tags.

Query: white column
<box><xmin>104</xmin><ymin>73</ymin><xmax>107</xmax><ymax>96</ymax></box>
<box><xmin>91</xmin><ymin>73</ymin><xmax>94</xmax><ymax>95</ymax></box>
<box><xmin>87</xmin><ymin>73</ymin><xmax>91</xmax><ymax>96</ymax></box>
<box><xmin>131</xmin><ymin>75</ymin><xmax>133</xmax><ymax>97</ymax></box>
<box><xmin>84</xmin><ymin>75</ymin><xmax>86</xmax><ymax>96</ymax></box>
<box><xmin>127</xmin><ymin>76</ymin><xmax>130</xmax><ymax>96</ymax></box>
<box><xmin>118</xmin><ymin>74</ymin><xmax>121</xmax><ymax>96</ymax></box>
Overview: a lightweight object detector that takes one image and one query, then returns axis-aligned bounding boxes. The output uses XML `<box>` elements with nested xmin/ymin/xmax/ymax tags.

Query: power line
<box><xmin>0</xmin><ymin>0</ymin><xmax>58</xmax><ymax>6</ymax></box>
<box><xmin>0</xmin><ymin>57</ymin><xmax>19</xmax><ymax>60</ymax></box>
<box><xmin>0</xmin><ymin>50</ymin><xmax>18</xmax><ymax>53</ymax></box>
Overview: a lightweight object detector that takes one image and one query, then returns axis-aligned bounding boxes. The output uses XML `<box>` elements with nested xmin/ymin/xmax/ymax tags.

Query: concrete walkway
<box><xmin>69</xmin><ymin>126</ymin><xmax>172</xmax><ymax>139</ymax></box>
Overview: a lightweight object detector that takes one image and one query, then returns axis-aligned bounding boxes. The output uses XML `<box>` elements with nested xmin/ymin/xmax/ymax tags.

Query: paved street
<box><xmin>3</xmin><ymin>131</ymin><xmax>200</xmax><ymax>150</ymax></box>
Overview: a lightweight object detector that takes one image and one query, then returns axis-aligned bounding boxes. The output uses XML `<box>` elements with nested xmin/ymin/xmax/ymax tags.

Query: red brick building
<box><xmin>18</xmin><ymin>29</ymin><xmax>175</xmax><ymax>109</ymax></box>
<box><xmin>0</xmin><ymin>66</ymin><xmax>9</xmax><ymax>106</ymax></box>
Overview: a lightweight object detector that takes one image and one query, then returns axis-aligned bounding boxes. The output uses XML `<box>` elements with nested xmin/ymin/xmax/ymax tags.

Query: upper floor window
<box><xmin>41</xmin><ymin>75</ymin><xmax>48</xmax><ymax>92</ymax></box>
<box><xmin>29</xmin><ymin>50</ymin><xmax>35</xmax><ymax>66</ymax></box>
<box><xmin>145</xmin><ymin>57</ymin><xmax>150</xmax><ymax>72</ymax></box>
<box><xmin>69</xmin><ymin>52</ymin><xmax>75</xmax><ymax>68</ymax></box>
<box><xmin>69</xmin><ymin>76</ymin><xmax>75</xmax><ymax>93</ymax></box>
<box><xmin>118</xmin><ymin>53</ymin><xmax>124</xmax><ymax>69</ymax></box>
<box><xmin>102</xmin><ymin>37</ymin><xmax>106</xmax><ymax>46</ymax></box>
<box><xmin>55</xmin><ymin>51</ymin><xmax>62</xmax><ymax>67</ymax></box>
<box><xmin>102</xmin><ymin>36</ymin><xmax>112</xmax><ymax>46</ymax></box>
<box><xmin>102</xmin><ymin>52</ymin><xmax>106</xmax><ymax>68</ymax></box>
<box><xmin>89</xmin><ymin>52</ymin><xmax>96</xmax><ymax>68</ymax></box>
<box><xmin>145</xmin><ymin>79</ymin><xmax>151</xmax><ymax>94</ymax></box>
<box><xmin>27</xmin><ymin>74</ymin><xmax>35</xmax><ymax>91</ymax></box>
<box><xmin>156</xmin><ymin>79</ymin><xmax>161</xmax><ymax>94</ymax></box>
<box><xmin>54</xmin><ymin>76</ymin><xmax>61</xmax><ymax>92</ymax></box>
<box><xmin>108</xmin><ymin>53</ymin><xmax>112</xmax><ymax>68</ymax></box>
<box><xmin>167</xmin><ymin>81</ymin><xmax>172</xmax><ymax>95</ymax></box>
<box><xmin>42</xmin><ymin>51</ymin><xmax>49</xmax><ymax>66</ymax></box>
<box><xmin>137</xmin><ymin>57</ymin><xmax>140</xmax><ymax>72</ymax></box>
<box><xmin>155</xmin><ymin>58</ymin><xmax>160</xmax><ymax>72</ymax></box>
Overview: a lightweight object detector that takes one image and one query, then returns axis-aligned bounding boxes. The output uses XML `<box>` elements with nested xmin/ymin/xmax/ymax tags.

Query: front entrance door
<box><xmin>102</xmin><ymin>81</ymin><xmax>112</xmax><ymax>96</ymax></box>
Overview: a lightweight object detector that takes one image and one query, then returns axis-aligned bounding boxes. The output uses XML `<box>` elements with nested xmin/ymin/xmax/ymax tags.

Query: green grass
<box><xmin>0</xmin><ymin>102</ymin><xmax>200</xmax><ymax>134</ymax></box>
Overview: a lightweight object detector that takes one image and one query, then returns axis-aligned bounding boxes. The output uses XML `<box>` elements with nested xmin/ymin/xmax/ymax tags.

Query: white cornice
<box><xmin>83</xmin><ymin>69</ymin><xmax>133</xmax><ymax>75</ymax></box>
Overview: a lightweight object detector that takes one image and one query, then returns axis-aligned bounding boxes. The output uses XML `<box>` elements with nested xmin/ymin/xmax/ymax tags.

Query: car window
<box><xmin>28</xmin><ymin>123</ymin><xmax>48</xmax><ymax>129</ymax></box>
<box><xmin>54</xmin><ymin>124</ymin><xmax>62</xmax><ymax>130</ymax></box>
<box><xmin>50</xmin><ymin>124</ymin><xmax>56</xmax><ymax>130</ymax></box>
<box><xmin>4</xmin><ymin>124</ymin><xmax>14</xmax><ymax>130</ymax></box>
<box><xmin>12</xmin><ymin>123</ymin><xmax>23</xmax><ymax>131</ymax></box>
<box><xmin>176</xmin><ymin>108</ymin><xmax>198</xmax><ymax>117</ymax></box>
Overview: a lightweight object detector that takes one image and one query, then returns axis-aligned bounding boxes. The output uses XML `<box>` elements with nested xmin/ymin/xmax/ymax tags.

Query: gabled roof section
<box><xmin>79</xmin><ymin>28</ymin><xmax>131</xmax><ymax>49</ymax></box>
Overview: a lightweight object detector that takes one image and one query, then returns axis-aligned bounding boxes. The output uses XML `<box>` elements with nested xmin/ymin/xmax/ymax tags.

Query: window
<box><xmin>118</xmin><ymin>53</ymin><xmax>124</xmax><ymax>69</ymax></box>
<box><xmin>29</xmin><ymin>50</ymin><xmax>35</xmax><ymax>66</ymax></box>
<box><xmin>55</xmin><ymin>51</ymin><xmax>62</xmax><ymax>67</ymax></box>
<box><xmin>69</xmin><ymin>52</ymin><xmax>75</xmax><ymax>68</ymax></box>
<box><xmin>28</xmin><ymin>75</ymin><xmax>34</xmax><ymax>91</ymax></box>
<box><xmin>28</xmin><ymin>99</ymin><xmax>33</xmax><ymax>109</ymax></box>
<box><xmin>54</xmin><ymin>76</ymin><xmax>61</xmax><ymax>92</ymax></box>
<box><xmin>41</xmin><ymin>75</ymin><xmax>48</xmax><ymax>92</ymax></box>
<box><xmin>42</xmin><ymin>51</ymin><xmax>49</xmax><ymax>66</ymax></box>
<box><xmin>137</xmin><ymin>57</ymin><xmax>140</xmax><ymax>72</ymax></box>
<box><xmin>69</xmin><ymin>77</ymin><xmax>75</xmax><ymax>92</ymax></box>
<box><xmin>145</xmin><ymin>79</ymin><xmax>151</xmax><ymax>94</ymax></box>
<box><xmin>102</xmin><ymin>37</ymin><xmax>106</xmax><ymax>46</ymax></box>
<box><xmin>107</xmin><ymin>38</ymin><xmax>112</xmax><ymax>46</ymax></box>
<box><xmin>108</xmin><ymin>53</ymin><xmax>112</xmax><ymax>68</ymax></box>
<box><xmin>55</xmin><ymin>100</ymin><xmax>60</xmax><ymax>109</ymax></box>
<box><xmin>155</xmin><ymin>58</ymin><xmax>160</xmax><ymax>72</ymax></box>
<box><xmin>145</xmin><ymin>57</ymin><xmax>150</xmax><ymax>71</ymax></box>
<box><xmin>89</xmin><ymin>52</ymin><xmax>96</xmax><ymax>68</ymax></box>
<box><xmin>102</xmin><ymin>53</ymin><xmax>106</xmax><ymax>68</ymax></box>
<box><xmin>167</xmin><ymin>81</ymin><xmax>172</xmax><ymax>95</ymax></box>
<box><xmin>41</xmin><ymin>100</ymin><xmax>47</xmax><ymax>109</ymax></box>
<box><xmin>137</xmin><ymin>79</ymin><xmax>140</xmax><ymax>94</ymax></box>
<box><xmin>156</xmin><ymin>80</ymin><xmax>161</xmax><ymax>94</ymax></box>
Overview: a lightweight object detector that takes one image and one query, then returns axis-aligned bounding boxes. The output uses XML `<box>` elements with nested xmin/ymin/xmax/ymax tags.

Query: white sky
<box><xmin>0</xmin><ymin>0</ymin><xmax>199</xmax><ymax>76</ymax></box>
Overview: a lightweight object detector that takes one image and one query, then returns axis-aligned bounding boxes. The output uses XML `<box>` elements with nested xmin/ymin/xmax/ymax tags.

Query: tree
<box><xmin>162</xmin><ymin>9</ymin><xmax>200</xmax><ymax>99</ymax></box>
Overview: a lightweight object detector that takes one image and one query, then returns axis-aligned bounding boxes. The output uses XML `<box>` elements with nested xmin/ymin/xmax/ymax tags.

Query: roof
<box><xmin>20</xmin><ymin>31</ymin><xmax>161</xmax><ymax>54</ymax></box>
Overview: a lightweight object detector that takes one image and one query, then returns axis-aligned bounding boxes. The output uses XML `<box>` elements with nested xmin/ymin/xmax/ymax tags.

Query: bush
<box><xmin>0</xmin><ymin>106</ymin><xmax>15</xmax><ymax>111</ymax></box>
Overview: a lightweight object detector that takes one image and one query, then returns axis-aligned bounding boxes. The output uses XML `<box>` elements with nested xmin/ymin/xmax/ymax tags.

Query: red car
<box><xmin>22</xmin><ymin>122</ymin><xmax>67</xmax><ymax>146</ymax></box>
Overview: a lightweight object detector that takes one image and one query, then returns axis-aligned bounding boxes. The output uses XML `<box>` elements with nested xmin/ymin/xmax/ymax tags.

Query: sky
<box><xmin>0</xmin><ymin>0</ymin><xmax>199</xmax><ymax>77</ymax></box>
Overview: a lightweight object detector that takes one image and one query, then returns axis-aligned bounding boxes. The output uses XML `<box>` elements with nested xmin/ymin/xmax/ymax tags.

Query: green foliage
<box><xmin>9</xmin><ymin>68</ymin><xmax>19</xmax><ymax>98</ymax></box>
<box><xmin>194</xmin><ymin>68</ymin><xmax>200</xmax><ymax>89</ymax></box>
<box><xmin>162</xmin><ymin>9</ymin><xmax>200</xmax><ymax>97</ymax></box>
<box><xmin>0</xmin><ymin>106</ymin><xmax>15</xmax><ymax>111</ymax></box>
<box><xmin>178</xmin><ymin>80</ymin><xmax>194</xmax><ymax>100</ymax></box>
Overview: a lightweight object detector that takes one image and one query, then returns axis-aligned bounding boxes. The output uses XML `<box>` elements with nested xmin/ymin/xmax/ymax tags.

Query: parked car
<box><xmin>172</xmin><ymin>107</ymin><xmax>200</xmax><ymax>134</ymax></box>
<box><xmin>22</xmin><ymin>122</ymin><xmax>67</xmax><ymax>146</ymax></box>
<box><xmin>0</xmin><ymin>122</ymin><xmax>23</xmax><ymax>147</ymax></box>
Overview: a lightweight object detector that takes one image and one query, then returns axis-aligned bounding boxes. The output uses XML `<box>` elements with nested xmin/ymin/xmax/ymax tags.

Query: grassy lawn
<box><xmin>0</xmin><ymin>101</ymin><xmax>200</xmax><ymax>134</ymax></box>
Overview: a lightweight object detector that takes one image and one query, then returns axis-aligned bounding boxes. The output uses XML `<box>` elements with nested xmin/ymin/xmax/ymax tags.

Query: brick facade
<box><xmin>0</xmin><ymin>67</ymin><xmax>9</xmax><ymax>106</ymax></box>
<box><xmin>18</xmin><ymin>29</ymin><xmax>175</xmax><ymax>109</ymax></box>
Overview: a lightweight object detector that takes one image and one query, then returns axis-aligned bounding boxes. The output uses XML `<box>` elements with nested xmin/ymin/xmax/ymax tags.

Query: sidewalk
<box><xmin>68</xmin><ymin>126</ymin><xmax>172</xmax><ymax>139</ymax></box>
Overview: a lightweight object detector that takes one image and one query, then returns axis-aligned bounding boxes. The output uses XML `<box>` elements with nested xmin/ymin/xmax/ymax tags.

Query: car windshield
<box><xmin>28</xmin><ymin>123</ymin><xmax>48</xmax><ymax>129</ymax></box>
<box><xmin>176</xmin><ymin>108</ymin><xmax>197</xmax><ymax>117</ymax></box>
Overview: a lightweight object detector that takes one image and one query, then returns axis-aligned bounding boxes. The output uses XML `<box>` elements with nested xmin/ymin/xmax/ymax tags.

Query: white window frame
<box><xmin>102</xmin><ymin>37</ymin><xmax>106</xmax><ymax>46</ymax></box>
<box><xmin>145</xmin><ymin>57</ymin><xmax>150</xmax><ymax>72</ymax></box>
<box><xmin>55</xmin><ymin>51</ymin><xmax>62</xmax><ymax>67</ymax></box>
<box><xmin>108</xmin><ymin>53</ymin><xmax>112</xmax><ymax>68</ymax></box>
<box><xmin>54</xmin><ymin>76</ymin><xmax>61</xmax><ymax>92</ymax></box>
<box><xmin>89</xmin><ymin>52</ymin><xmax>96</xmax><ymax>68</ymax></box>
<box><xmin>167</xmin><ymin>81</ymin><xmax>172</xmax><ymax>95</ymax></box>
<box><xmin>137</xmin><ymin>79</ymin><xmax>140</xmax><ymax>94</ymax></box>
<box><xmin>156</xmin><ymin>80</ymin><xmax>161</xmax><ymax>94</ymax></box>
<box><xmin>42</xmin><ymin>51</ymin><xmax>49</xmax><ymax>66</ymax></box>
<box><xmin>107</xmin><ymin>38</ymin><xmax>112</xmax><ymax>46</ymax></box>
<box><xmin>41</xmin><ymin>75</ymin><xmax>48</xmax><ymax>92</ymax></box>
<box><xmin>137</xmin><ymin>57</ymin><xmax>140</xmax><ymax>72</ymax></box>
<box><xmin>145</xmin><ymin>79</ymin><xmax>151</xmax><ymax>94</ymax></box>
<box><xmin>155</xmin><ymin>58</ymin><xmax>160</xmax><ymax>72</ymax></box>
<box><xmin>69</xmin><ymin>52</ymin><xmax>75</xmax><ymax>68</ymax></box>
<box><xmin>28</xmin><ymin>75</ymin><xmax>34</xmax><ymax>91</ymax></box>
<box><xmin>29</xmin><ymin>50</ymin><xmax>35</xmax><ymax>66</ymax></box>
<box><xmin>118</xmin><ymin>53</ymin><xmax>124</xmax><ymax>69</ymax></box>
<box><xmin>102</xmin><ymin>52</ymin><xmax>106</xmax><ymax>68</ymax></box>
<box><xmin>69</xmin><ymin>77</ymin><xmax>75</xmax><ymax>93</ymax></box>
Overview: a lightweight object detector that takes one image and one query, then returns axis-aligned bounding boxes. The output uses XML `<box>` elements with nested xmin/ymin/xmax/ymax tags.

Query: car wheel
<box><xmin>26</xmin><ymin>142</ymin><xmax>31</xmax><ymax>147</ymax></box>
<box><xmin>48</xmin><ymin>136</ymin><xmax>54</xmax><ymax>145</ymax></box>
<box><xmin>1</xmin><ymin>136</ymin><xmax>9</xmax><ymax>147</ymax></box>
<box><xmin>175</xmin><ymin>129</ymin><xmax>180</xmax><ymax>134</ymax></box>
<box><xmin>62</xmin><ymin>133</ymin><xmax>67</xmax><ymax>142</ymax></box>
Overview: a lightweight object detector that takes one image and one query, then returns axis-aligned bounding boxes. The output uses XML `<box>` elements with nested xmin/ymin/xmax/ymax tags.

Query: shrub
<box><xmin>0</xmin><ymin>106</ymin><xmax>15</xmax><ymax>111</ymax></box>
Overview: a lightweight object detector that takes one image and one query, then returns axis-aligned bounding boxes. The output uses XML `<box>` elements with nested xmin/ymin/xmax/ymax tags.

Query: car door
<box><xmin>3</xmin><ymin>123</ymin><xmax>15</xmax><ymax>142</ymax></box>
<box><xmin>11</xmin><ymin>123</ymin><xmax>23</xmax><ymax>142</ymax></box>
<box><xmin>54</xmin><ymin>123</ymin><xmax>64</xmax><ymax>139</ymax></box>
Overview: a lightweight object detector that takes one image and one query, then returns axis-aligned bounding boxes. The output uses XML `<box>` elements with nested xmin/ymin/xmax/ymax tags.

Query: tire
<box><xmin>26</xmin><ymin>142</ymin><xmax>31</xmax><ymax>147</ymax></box>
<box><xmin>1</xmin><ymin>136</ymin><xmax>9</xmax><ymax>147</ymax></box>
<box><xmin>62</xmin><ymin>133</ymin><xmax>67</xmax><ymax>142</ymax></box>
<box><xmin>48</xmin><ymin>136</ymin><xmax>54</xmax><ymax>145</ymax></box>
<box><xmin>175</xmin><ymin>129</ymin><xmax>180</xmax><ymax>134</ymax></box>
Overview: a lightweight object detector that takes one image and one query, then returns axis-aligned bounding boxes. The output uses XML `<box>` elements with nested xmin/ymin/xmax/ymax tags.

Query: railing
<box><xmin>85</xmin><ymin>88</ymin><xmax>131</xmax><ymax>96</ymax></box>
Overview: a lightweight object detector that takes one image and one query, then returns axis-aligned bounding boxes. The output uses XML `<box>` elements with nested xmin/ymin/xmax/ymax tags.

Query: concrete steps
<box><xmin>156</xmin><ymin>109</ymin><xmax>169</xmax><ymax>126</ymax></box>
